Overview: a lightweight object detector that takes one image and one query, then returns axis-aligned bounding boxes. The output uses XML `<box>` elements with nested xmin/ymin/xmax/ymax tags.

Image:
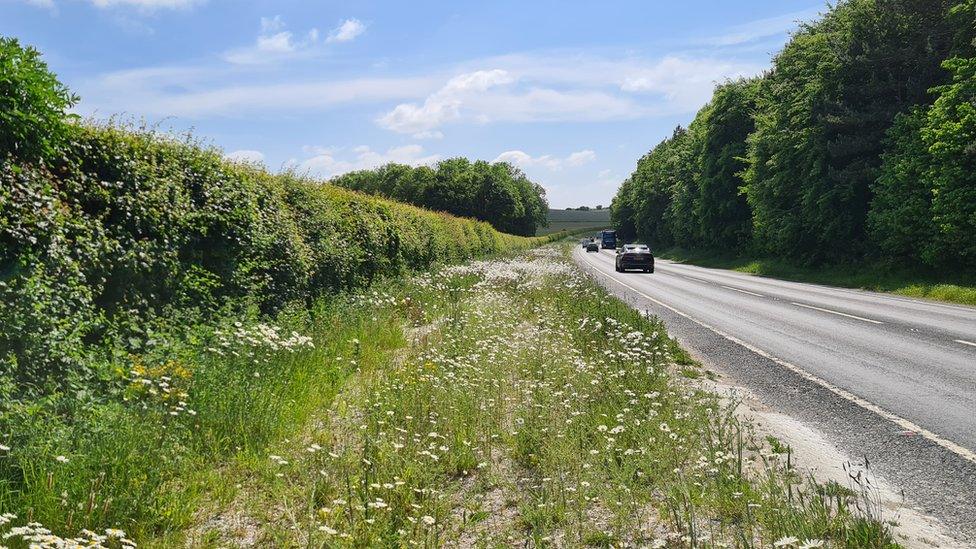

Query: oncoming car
<box><xmin>585</xmin><ymin>240</ymin><xmax>600</xmax><ymax>252</ymax></box>
<box><xmin>615</xmin><ymin>244</ymin><xmax>654</xmax><ymax>273</ymax></box>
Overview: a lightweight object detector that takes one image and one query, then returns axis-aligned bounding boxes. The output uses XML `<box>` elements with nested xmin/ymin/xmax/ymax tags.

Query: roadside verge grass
<box><xmin>0</xmin><ymin>243</ymin><xmax>901</xmax><ymax>547</ymax></box>
<box><xmin>658</xmin><ymin>248</ymin><xmax>976</xmax><ymax>307</ymax></box>
<box><xmin>164</xmin><ymin>244</ymin><xmax>899</xmax><ymax>547</ymax></box>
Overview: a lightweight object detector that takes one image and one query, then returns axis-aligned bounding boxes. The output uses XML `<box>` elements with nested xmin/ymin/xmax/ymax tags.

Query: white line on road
<box><xmin>956</xmin><ymin>339</ymin><xmax>976</xmax><ymax>348</ymax></box>
<box><xmin>574</xmin><ymin>249</ymin><xmax>976</xmax><ymax>466</ymax></box>
<box><xmin>721</xmin><ymin>285</ymin><xmax>765</xmax><ymax>297</ymax></box>
<box><xmin>791</xmin><ymin>302</ymin><xmax>884</xmax><ymax>325</ymax></box>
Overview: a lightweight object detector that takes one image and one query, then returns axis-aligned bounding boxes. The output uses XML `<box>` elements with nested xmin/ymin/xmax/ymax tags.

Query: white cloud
<box><xmin>566</xmin><ymin>150</ymin><xmax>597</xmax><ymax>166</ymax></box>
<box><xmin>256</xmin><ymin>32</ymin><xmax>296</xmax><ymax>53</ymax></box>
<box><xmin>224</xmin><ymin>16</ymin><xmax>319</xmax><ymax>65</ymax></box>
<box><xmin>701</xmin><ymin>7</ymin><xmax>821</xmax><ymax>46</ymax></box>
<box><xmin>494</xmin><ymin>149</ymin><xmax>596</xmax><ymax>171</ymax></box>
<box><xmin>77</xmin><ymin>66</ymin><xmax>437</xmax><ymax>118</ymax></box>
<box><xmin>376</xmin><ymin>53</ymin><xmax>760</xmax><ymax>136</ymax></box>
<box><xmin>78</xmin><ymin>45</ymin><xmax>762</xmax><ymax>130</ymax></box>
<box><xmin>326</xmin><ymin>18</ymin><xmax>366</xmax><ymax>43</ymax></box>
<box><xmin>261</xmin><ymin>15</ymin><xmax>285</xmax><ymax>33</ymax></box>
<box><xmin>377</xmin><ymin>69</ymin><xmax>516</xmax><ymax>134</ymax></box>
<box><xmin>298</xmin><ymin>144</ymin><xmax>440</xmax><ymax>179</ymax></box>
<box><xmin>224</xmin><ymin>149</ymin><xmax>265</xmax><ymax>163</ymax></box>
<box><xmin>619</xmin><ymin>55</ymin><xmax>759</xmax><ymax>110</ymax></box>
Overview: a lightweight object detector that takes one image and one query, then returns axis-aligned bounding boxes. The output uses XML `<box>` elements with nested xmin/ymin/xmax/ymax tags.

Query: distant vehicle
<box><xmin>585</xmin><ymin>241</ymin><xmax>600</xmax><ymax>252</ymax></box>
<box><xmin>615</xmin><ymin>243</ymin><xmax>654</xmax><ymax>273</ymax></box>
<box><xmin>601</xmin><ymin>229</ymin><xmax>617</xmax><ymax>249</ymax></box>
<box><xmin>580</xmin><ymin>237</ymin><xmax>591</xmax><ymax>248</ymax></box>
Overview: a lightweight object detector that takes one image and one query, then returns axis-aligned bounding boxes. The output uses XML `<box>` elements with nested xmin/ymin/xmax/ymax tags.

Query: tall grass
<box><xmin>0</xmin><ymin>289</ymin><xmax>410</xmax><ymax>543</ymax></box>
<box><xmin>158</xmin><ymin>244</ymin><xmax>899</xmax><ymax>548</ymax></box>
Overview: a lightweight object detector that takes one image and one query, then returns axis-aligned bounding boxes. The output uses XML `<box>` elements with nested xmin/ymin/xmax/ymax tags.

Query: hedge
<box><xmin>0</xmin><ymin>123</ymin><xmax>558</xmax><ymax>399</ymax></box>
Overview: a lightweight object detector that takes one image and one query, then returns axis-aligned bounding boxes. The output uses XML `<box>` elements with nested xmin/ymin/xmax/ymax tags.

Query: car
<box><xmin>580</xmin><ymin>238</ymin><xmax>591</xmax><ymax>248</ymax></box>
<box><xmin>615</xmin><ymin>243</ymin><xmax>654</xmax><ymax>273</ymax></box>
<box><xmin>585</xmin><ymin>241</ymin><xmax>600</xmax><ymax>252</ymax></box>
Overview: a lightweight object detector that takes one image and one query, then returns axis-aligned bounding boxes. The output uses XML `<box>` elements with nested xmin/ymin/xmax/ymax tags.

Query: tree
<box><xmin>744</xmin><ymin>0</ymin><xmax>963</xmax><ymax>264</ymax></box>
<box><xmin>330</xmin><ymin>158</ymin><xmax>549</xmax><ymax>236</ymax></box>
<box><xmin>664</xmin><ymin>124</ymin><xmax>702</xmax><ymax>248</ymax></box>
<box><xmin>921</xmin><ymin>56</ymin><xmax>976</xmax><ymax>268</ymax></box>
<box><xmin>696</xmin><ymin>78</ymin><xmax>758</xmax><ymax>251</ymax></box>
<box><xmin>611</xmin><ymin>0</ymin><xmax>976</xmax><ymax>267</ymax></box>
<box><xmin>868</xmin><ymin>110</ymin><xmax>935</xmax><ymax>262</ymax></box>
<box><xmin>0</xmin><ymin>36</ymin><xmax>77</xmax><ymax>163</ymax></box>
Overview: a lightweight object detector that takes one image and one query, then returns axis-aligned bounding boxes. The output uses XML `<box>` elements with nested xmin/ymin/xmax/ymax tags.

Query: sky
<box><xmin>1</xmin><ymin>0</ymin><xmax>822</xmax><ymax>208</ymax></box>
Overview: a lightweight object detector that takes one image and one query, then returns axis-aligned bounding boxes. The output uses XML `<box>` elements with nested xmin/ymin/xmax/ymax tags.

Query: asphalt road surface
<box><xmin>574</xmin><ymin>246</ymin><xmax>976</xmax><ymax>541</ymax></box>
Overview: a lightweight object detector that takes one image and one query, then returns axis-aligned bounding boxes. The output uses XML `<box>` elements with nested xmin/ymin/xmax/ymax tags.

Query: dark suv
<box><xmin>615</xmin><ymin>244</ymin><xmax>654</xmax><ymax>273</ymax></box>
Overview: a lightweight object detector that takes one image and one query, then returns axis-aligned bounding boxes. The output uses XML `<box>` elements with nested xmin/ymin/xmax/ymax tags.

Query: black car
<box><xmin>615</xmin><ymin>244</ymin><xmax>654</xmax><ymax>273</ymax></box>
<box><xmin>585</xmin><ymin>241</ymin><xmax>600</xmax><ymax>252</ymax></box>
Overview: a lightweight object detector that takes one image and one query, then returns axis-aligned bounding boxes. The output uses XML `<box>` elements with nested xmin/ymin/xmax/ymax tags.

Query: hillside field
<box><xmin>538</xmin><ymin>208</ymin><xmax>611</xmax><ymax>236</ymax></box>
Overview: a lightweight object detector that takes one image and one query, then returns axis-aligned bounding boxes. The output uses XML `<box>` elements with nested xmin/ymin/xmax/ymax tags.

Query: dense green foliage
<box><xmin>330</xmin><ymin>158</ymin><xmax>549</xmax><ymax>236</ymax></box>
<box><xmin>1</xmin><ymin>128</ymin><xmax>546</xmax><ymax>401</ymax></box>
<box><xmin>612</xmin><ymin>0</ymin><xmax>976</xmax><ymax>271</ymax></box>
<box><xmin>696</xmin><ymin>79</ymin><xmax>759</xmax><ymax>250</ymax></box>
<box><xmin>0</xmin><ymin>38</ymin><xmax>554</xmax><ymax>403</ymax></box>
<box><xmin>0</xmin><ymin>37</ymin><xmax>77</xmax><ymax>162</ymax></box>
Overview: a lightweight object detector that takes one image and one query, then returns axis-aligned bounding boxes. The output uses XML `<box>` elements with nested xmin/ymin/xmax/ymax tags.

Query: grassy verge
<box><xmin>0</xmin><ymin>287</ymin><xmax>413</xmax><ymax>545</ymax></box>
<box><xmin>658</xmin><ymin>248</ymin><xmax>976</xmax><ymax>307</ymax></box>
<box><xmin>0</xmin><ymin>242</ymin><xmax>900</xmax><ymax>547</ymax></box>
<box><xmin>112</xmin><ymin>243</ymin><xmax>899</xmax><ymax>548</ymax></box>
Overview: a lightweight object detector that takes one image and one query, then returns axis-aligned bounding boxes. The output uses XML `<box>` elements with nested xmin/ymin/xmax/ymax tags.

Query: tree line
<box><xmin>330</xmin><ymin>160</ymin><xmax>549</xmax><ymax>236</ymax></box>
<box><xmin>611</xmin><ymin>0</ymin><xmax>976</xmax><ymax>270</ymax></box>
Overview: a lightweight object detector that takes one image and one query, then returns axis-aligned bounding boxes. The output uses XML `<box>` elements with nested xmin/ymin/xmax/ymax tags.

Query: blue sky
<box><xmin>2</xmin><ymin>0</ymin><xmax>821</xmax><ymax>207</ymax></box>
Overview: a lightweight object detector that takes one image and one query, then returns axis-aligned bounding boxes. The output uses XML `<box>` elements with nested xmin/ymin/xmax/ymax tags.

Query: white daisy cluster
<box><xmin>209</xmin><ymin>321</ymin><xmax>314</xmax><ymax>361</ymax></box>
<box><xmin>0</xmin><ymin>515</ymin><xmax>136</xmax><ymax>548</ymax></box>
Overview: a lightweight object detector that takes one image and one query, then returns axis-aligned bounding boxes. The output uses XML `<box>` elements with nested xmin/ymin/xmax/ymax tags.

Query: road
<box><xmin>574</xmin><ymin>246</ymin><xmax>976</xmax><ymax>540</ymax></box>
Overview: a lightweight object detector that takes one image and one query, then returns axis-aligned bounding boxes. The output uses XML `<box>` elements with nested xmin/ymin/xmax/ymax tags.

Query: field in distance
<box><xmin>537</xmin><ymin>208</ymin><xmax>611</xmax><ymax>235</ymax></box>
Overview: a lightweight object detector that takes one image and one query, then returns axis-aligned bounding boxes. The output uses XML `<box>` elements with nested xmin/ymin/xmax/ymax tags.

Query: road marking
<box><xmin>956</xmin><ymin>339</ymin><xmax>976</xmax><ymax>348</ymax></box>
<box><xmin>791</xmin><ymin>302</ymin><xmax>884</xmax><ymax>325</ymax></box>
<box><xmin>574</xmin><ymin>250</ymin><xmax>976</xmax><ymax>466</ymax></box>
<box><xmin>721</xmin><ymin>285</ymin><xmax>765</xmax><ymax>297</ymax></box>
